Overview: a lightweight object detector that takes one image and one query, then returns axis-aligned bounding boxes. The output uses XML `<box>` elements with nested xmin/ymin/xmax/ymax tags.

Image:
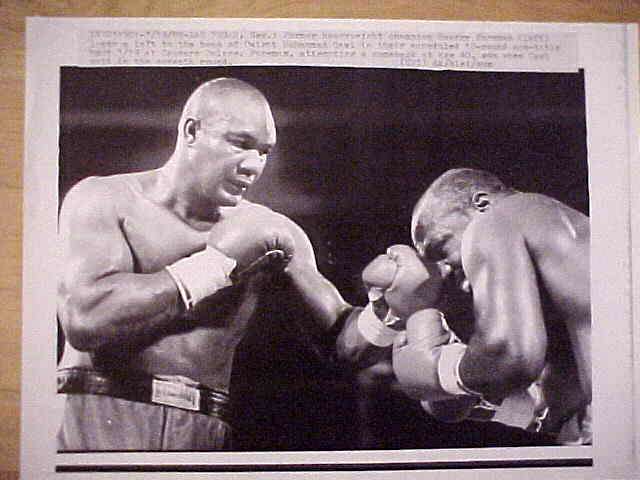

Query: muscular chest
<box><xmin>120</xmin><ymin>204</ymin><xmax>208</xmax><ymax>273</ymax></box>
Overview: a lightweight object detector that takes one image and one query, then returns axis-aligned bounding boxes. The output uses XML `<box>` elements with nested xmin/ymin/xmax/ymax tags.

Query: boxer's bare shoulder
<box><xmin>498</xmin><ymin>193</ymin><xmax>588</xmax><ymax>247</ymax></box>
<box><xmin>461</xmin><ymin>194</ymin><xmax>526</xmax><ymax>275</ymax></box>
<box><xmin>461</xmin><ymin>191</ymin><xmax>590</xmax><ymax>384</ymax></box>
<box><xmin>60</xmin><ymin>173</ymin><xmax>152</xmax><ymax>226</ymax></box>
<box><xmin>59</xmin><ymin>175</ymin><xmax>138</xmax><ymax>273</ymax></box>
<box><xmin>62</xmin><ymin>173</ymin><xmax>156</xmax><ymax>268</ymax></box>
<box><xmin>463</xmin><ymin>193</ymin><xmax>588</xmax><ymax>261</ymax></box>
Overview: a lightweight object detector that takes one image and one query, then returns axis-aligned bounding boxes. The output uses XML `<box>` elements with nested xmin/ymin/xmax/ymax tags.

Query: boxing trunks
<box><xmin>57</xmin><ymin>367</ymin><xmax>233</xmax><ymax>451</ymax></box>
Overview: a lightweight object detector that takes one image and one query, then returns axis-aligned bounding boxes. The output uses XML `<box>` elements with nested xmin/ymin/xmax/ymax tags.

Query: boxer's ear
<box><xmin>471</xmin><ymin>191</ymin><xmax>490</xmax><ymax>212</ymax></box>
<box><xmin>183</xmin><ymin>118</ymin><xmax>200</xmax><ymax>144</ymax></box>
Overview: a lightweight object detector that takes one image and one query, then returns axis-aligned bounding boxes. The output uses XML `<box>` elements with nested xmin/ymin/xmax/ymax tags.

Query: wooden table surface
<box><xmin>1</xmin><ymin>1</ymin><xmax>638</xmax><ymax>478</ymax></box>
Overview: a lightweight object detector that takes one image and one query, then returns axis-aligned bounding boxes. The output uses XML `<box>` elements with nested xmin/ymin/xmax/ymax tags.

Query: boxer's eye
<box><xmin>233</xmin><ymin>140</ymin><xmax>251</xmax><ymax>150</ymax></box>
<box><xmin>227</xmin><ymin>133</ymin><xmax>254</xmax><ymax>150</ymax></box>
<box><xmin>227</xmin><ymin>133</ymin><xmax>272</xmax><ymax>157</ymax></box>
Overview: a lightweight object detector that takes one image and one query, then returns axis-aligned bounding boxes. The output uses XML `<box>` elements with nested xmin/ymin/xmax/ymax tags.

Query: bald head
<box><xmin>163</xmin><ymin>77</ymin><xmax>276</xmax><ymax>212</ymax></box>
<box><xmin>411</xmin><ymin>168</ymin><xmax>511</xmax><ymax>255</ymax></box>
<box><xmin>179</xmin><ymin>77</ymin><xmax>273</xmax><ymax>134</ymax></box>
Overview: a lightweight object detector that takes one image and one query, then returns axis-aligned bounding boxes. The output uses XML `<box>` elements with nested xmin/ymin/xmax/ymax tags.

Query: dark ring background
<box><xmin>59</xmin><ymin>66</ymin><xmax>587</xmax><ymax>451</ymax></box>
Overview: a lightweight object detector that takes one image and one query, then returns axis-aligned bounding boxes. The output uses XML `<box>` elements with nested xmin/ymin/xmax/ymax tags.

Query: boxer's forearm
<box><xmin>285</xmin><ymin>264</ymin><xmax>351</xmax><ymax>331</ymax></box>
<box><xmin>285</xmin><ymin>265</ymin><xmax>390</xmax><ymax>368</ymax></box>
<box><xmin>58</xmin><ymin>270</ymin><xmax>183</xmax><ymax>351</ymax></box>
<box><xmin>335</xmin><ymin>308</ymin><xmax>390</xmax><ymax>368</ymax></box>
<box><xmin>458</xmin><ymin>340</ymin><xmax>545</xmax><ymax>400</ymax></box>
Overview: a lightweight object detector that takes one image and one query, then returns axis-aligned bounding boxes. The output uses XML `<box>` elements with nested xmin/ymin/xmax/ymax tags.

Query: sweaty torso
<box><xmin>489</xmin><ymin>193</ymin><xmax>591</xmax><ymax>429</ymax></box>
<box><xmin>58</xmin><ymin>172</ymin><xmax>269</xmax><ymax>392</ymax></box>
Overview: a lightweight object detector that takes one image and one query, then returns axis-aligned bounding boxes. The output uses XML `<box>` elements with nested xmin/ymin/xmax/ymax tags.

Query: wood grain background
<box><xmin>1</xmin><ymin>1</ymin><xmax>638</xmax><ymax>478</ymax></box>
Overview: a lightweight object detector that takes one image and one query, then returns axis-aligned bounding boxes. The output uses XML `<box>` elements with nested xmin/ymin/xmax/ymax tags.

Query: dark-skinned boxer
<box><xmin>392</xmin><ymin>168</ymin><xmax>591</xmax><ymax>445</ymax></box>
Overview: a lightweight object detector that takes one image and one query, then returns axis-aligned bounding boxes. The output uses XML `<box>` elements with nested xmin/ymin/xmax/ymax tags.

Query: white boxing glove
<box><xmin>358</xmin><ymin>246</ymin><xmax>444</xmax><ymax>347</ymax></box>
<box><xmin>392</xmin><ymin>308</ymin><xmax>460</xmax><ymax>401</ymax></box>
<box><xmin>166</xmin><ymin>206</ymin><xmax>295</xmax><ymax>310</ymax></box>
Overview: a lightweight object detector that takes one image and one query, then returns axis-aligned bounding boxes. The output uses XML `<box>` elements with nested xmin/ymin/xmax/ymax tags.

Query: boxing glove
<box><xmin>166</xmin><ymin>206</ymin><xmax>295</xmax><ymax>310</ymax></box>
<box><xmin>362</xmin><ymin>253</ymin><xmax>398</xmax><ymax>300</ymax></box>
<box><xmin>358</xmin><ymin>251</ymin><xmax>405</xmax><ymax>347</ymax></box>
<box><xmin>206</xmin><ymin>206</ymin><xmax>295</xmax><ymax>273</ymax></box>
<box><xmin>382</xmin><ymin>245</ymin><xmax>443</xmax><ymax>319</ymax></box>
<box><xmin>357</xmin><ymin>246</ymin><xmax>443</xmax><ymax>347</ymax></box>
<box><xmin>392</xmin><ymin>308</ymin><xmax>459</xmax><ymax>401</ymax></box>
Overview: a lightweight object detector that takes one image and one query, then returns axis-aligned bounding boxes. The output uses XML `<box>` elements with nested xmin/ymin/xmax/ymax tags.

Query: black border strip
<box><xmin>56</xmin><ymin>458</ymin><xmax>593</xmax><ymax>473</ymax></box>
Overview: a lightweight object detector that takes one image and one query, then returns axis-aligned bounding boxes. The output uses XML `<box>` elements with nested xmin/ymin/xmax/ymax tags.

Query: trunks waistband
<box><xmin>57</xmin><ymin>367</ymin><xmax>231</xmax><ymax>423</ymax></box>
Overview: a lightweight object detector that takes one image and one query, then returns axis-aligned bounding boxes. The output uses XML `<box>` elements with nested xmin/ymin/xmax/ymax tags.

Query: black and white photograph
<box><xmin>56</xmin><ymin>65</ymin><xmax>590</xmax><ymax>454</ymax></box>
<box><xmin>21</xmin><ymin>17</ymin><xmax>639</xmax><ymax>480</ymax></box>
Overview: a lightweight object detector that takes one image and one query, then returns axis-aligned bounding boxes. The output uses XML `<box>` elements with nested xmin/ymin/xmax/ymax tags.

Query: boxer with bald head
<box><xmin>59</xmin><ymin>78</ymin><xmax>331</xmax><ymax>451</ymax></box>
<box><xmin>392</xmin><ymin>168</ymin><xmax>591</xmax><ymax>444</ymax></box>
<box><xmin>57</xmin><ymin>77</ymin><xmax>442</xmax><ymax>451</ymax></box>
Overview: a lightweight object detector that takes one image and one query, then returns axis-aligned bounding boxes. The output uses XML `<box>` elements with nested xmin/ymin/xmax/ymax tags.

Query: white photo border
<box><xmin>22</xmin><ymin>17</ymin><xmax>639</xmax><ymax>479</ymax></box>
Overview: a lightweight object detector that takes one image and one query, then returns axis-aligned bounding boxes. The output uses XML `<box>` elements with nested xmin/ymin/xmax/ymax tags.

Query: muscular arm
<box><xmin>278</xmin><ymin>216</ymin><xmax>388</xmax><ymax>368</ymax></box>
<box><xmin>57</xmin><ymin>178</ymin><xmax>182</xmax><ymax>352</ymax></box>
<box><xmin>283</xmin><ymin>220</ymin><xmax>351</xmax><ymax>330</ymax></box>
<box><xmin>458</xmin><ymin>211</ymin><xmax>547</xmax><ymax>400</ymax></box>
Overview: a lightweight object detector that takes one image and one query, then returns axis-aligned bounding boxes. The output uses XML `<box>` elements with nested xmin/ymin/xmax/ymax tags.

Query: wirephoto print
<box><xmin>56</xmin><ymin>65</ymin><xmax>590</xmax><ymax>452</ymax></box>
<box><xmin>23</xmin><ymin>17</ymin><xmax>639</xmax><ymax>480</ymax></box>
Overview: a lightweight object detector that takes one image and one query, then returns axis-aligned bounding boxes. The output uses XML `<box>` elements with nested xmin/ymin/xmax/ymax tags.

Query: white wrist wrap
<box><xmin>491</xmin><ymin>391</ymin><xmax>537</xmax><ymax>429</ymax></box>
<box><xmin>437</xmin><ymin>342</ymin><xmax>470</xmax><ymax>396</ymax></box>
<box><xmin>440</xmin><ymin>313</ymin><xmax>461</xmax><ymax>344</ymax></box>
<box><xmin>367</xmin><ymin>286</ymin><xmax>385</xmax><ymax>302</ymax></box>
<box><xmin>357</xmin><ymin>302</ymin><xmax>399</xmax><ymax>347</ymax></box>
<box><xmin>165</xmin><ymin>246</ymin><xmax>237</xmax><ymax>310</ymax></box>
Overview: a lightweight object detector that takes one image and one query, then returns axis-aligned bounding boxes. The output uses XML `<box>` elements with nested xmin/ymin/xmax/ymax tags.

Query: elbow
<box><xmin>58</xmin><ymin>302</ymin><xmax>105</xmax><ymax>352</ymax></box>
<box><xmin>480</xmin><ymin>337</ymin><xmax>546</xmax><ymax>391</ymax></box>
<box><xmin>499</xmin><ymin>353</ymin><xmax>545</xmax><ymax>389</ymax></box>
<box><xmin>60</xmin><ymin>314</ymin><xmax>100</xmax><ymax>352</ymax></box>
